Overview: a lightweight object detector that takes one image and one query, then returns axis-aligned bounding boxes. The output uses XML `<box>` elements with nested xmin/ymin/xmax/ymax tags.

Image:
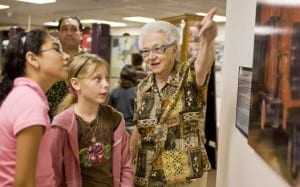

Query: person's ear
<box><xmin>70</xmin><ymin>77</ymin><xmax>80</xmax><ymax>91</ymax></box>
<box><xmin>25</xmin><ymin>51</ymin><xmax>40</xmax><ymax>69</ymax></box>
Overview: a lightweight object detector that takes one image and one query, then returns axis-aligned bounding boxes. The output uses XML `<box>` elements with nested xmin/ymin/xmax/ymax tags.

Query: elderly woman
<box><xmin>130</xmin><ymin>8</ymin><xmax>217</xmax><ymax>187</ymax></box>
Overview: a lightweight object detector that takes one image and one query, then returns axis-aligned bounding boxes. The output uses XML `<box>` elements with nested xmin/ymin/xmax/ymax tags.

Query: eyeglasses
<box><xmin>140</xmin><ymin>42</ymin><xmax>175</xmax><ymax>57</ymax></box>
<box><xmin>40</xmin><ymin>47</ymin><xmax>63</xmax><ymax>54</ymax></box>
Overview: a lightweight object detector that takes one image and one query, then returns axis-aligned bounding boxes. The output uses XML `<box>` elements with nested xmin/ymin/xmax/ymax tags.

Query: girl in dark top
<box><xmin>108</xmin><ymin>64</ymin><xmax>137</xmax><ymax>134</ymax></box>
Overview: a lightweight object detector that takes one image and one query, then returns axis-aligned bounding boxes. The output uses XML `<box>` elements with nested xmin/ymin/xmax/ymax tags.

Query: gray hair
<box><xmin>139</xmin><ymin>21</ymin><xmax>180</xmax><ymax>48</ymax></box>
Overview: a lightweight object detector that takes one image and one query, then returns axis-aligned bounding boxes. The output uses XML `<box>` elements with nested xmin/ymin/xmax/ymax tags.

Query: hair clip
<box><xmin>20</xmin><ymin>35</ymin><xmax>26</xmax><ymax>45</ymax></box>
<box><xmin>68</xmin><ymin>87</ymin><xmax>77</xmax><ymax>98</ymax></box>
<box><xmin>20</xmin><ymin>35</ymin><xmax>27</xmax><ymax>55</ymax></box>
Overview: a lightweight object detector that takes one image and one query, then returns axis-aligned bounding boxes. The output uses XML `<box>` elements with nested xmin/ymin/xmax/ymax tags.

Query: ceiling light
<box><xmin>16</xmin><ymin>0</ymin><xmax>56</xmax><ymax>4</ymax></box>
<box><xmin>122</xmin><ymin>16</ymin><xmax>155</xmax><ymax>23</ymax></box>
<box><xmin>81</xmin><ymin>19</ymin><xmax>127</xmax><ymax>27</ymax></box>
<box><xmin>0</xmin><ymin>4</ymin><xmax>9</xmax><ymax>9</ymax></box>
<box><xmin>43</xmin><ymin>21</ymin><xmax>58</xmax><ymax>27</ymax></box>
<box><xmin>196</xmin><ymin>13</ymin><xmax>226</xmax><ymax>22</ymax></box>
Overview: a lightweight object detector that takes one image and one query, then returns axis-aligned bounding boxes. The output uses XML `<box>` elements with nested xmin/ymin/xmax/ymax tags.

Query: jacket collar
<box><xmin>51</xmin><ymin>106</ymin><xmax>76</xmax><ymax>132</ymax></box>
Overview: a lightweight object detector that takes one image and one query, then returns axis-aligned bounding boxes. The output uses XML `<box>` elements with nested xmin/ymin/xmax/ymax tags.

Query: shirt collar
<box><xmin>139</xmin><ymin>60</ymin><xmax>182</xmax><ymax>92</ymax></box>
<box><xmin>14</xmin><ymin>77</ymin><xmax>49</xmax><ymax>107</ymax></box>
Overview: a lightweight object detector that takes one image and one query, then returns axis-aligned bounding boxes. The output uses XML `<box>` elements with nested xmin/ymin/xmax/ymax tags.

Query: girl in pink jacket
<box><xmin>50</xmin><ymin>53</ymin><xmax>133</xmax><ymax>187</ymax></box>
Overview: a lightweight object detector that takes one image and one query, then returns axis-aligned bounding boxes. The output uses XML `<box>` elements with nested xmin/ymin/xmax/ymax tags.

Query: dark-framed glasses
<box><xmin>40</xmin><ymin>47</ymin><xmax>63</xmax><ymax>54</ymax></box>
<box><xmin>140</xmin><ymin>42</ymin><xmax>175</xmax><ymax>57</ymax></box>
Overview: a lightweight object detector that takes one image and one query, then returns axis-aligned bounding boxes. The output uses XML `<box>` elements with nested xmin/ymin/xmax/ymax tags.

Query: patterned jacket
<box><xmin>133</xmin><ymin>59</ymin><xmax>211</xmax><ymax>186</ymax></box>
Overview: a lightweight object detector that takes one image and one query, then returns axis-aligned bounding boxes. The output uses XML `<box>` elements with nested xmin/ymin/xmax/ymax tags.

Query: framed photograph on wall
<box><xmin>248</xmin><ymin>2</ymin><xmax>300</xmax><ymax>185</ymax></box>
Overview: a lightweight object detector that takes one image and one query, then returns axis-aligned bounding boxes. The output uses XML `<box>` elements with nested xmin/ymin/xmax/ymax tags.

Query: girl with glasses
<box><xmin>0</xmin><ymin>29</ymin><xmax>70</xmax><ymax>187</ymax></box>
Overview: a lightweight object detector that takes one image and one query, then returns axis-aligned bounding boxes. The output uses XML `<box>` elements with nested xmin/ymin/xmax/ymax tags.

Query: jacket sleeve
<box><xmin>50</xmin><ymin>126</ymin><xmax>68</xmax><ymax>187</ymax></box>
<box><xmin>117</xmin><ymin>119</ymin><xmax>134</xmax><ymax>187</ymax></box>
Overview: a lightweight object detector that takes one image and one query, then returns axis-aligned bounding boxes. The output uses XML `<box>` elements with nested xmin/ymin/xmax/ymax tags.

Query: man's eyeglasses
<box><xmin>140</xmin><ymin>42</ymin><xmax>175</xmax><ymax>57</ymax></box>
<box><xmin>40</xmin><ymin>47</ymin><xmax>63</xmax><ymax>54</ymax></box>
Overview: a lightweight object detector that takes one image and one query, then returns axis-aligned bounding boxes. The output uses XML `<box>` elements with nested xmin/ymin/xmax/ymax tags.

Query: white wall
<box><xmin>216</xmin><ymin>0</ymin><xmax>290</xmax><ymax>187</ymax></box>
<box><xmin>216</xmin><ymin>23</ymin><xmax>225</xmax><ymax>42</ymax></box>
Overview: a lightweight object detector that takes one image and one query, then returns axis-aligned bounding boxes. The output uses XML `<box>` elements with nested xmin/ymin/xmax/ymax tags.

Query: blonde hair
<box><xmin>56</xmin><ymin>53</ymin><xmax>109</xmax><ymax>114</ymax></box>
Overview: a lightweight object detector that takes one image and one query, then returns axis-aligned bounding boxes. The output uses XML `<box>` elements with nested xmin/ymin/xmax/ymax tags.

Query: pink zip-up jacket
<box><xmin>50</xmin><ymin>105</ymin><xmax>133</xmax><ymax>187</ymax></box>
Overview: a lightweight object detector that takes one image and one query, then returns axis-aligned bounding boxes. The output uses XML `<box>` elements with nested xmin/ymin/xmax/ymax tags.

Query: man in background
<box><xmin>46</xmin><ymin>16</ymin><xmax>86</xmax><ymax>119</ymax></box>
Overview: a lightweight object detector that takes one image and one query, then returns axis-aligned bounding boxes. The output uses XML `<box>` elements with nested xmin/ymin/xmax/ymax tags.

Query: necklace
<box><xmin>87</xmin><ymin>115</ymin><xmax>100</xmax><ymax>143</ymax></box>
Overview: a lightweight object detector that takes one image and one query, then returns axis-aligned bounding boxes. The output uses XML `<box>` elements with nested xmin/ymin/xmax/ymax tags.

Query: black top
<box><xmin>108</xmin><ymin>86</ymin><xmax>136</xmax><ymax>127</ymax></box>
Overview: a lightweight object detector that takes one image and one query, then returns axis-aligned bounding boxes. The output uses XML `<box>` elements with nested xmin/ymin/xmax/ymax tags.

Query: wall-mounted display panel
<box><xmin>236</xmin><ymin>66</ymin><xmax>252</xmax><ymax>137</ymax></box>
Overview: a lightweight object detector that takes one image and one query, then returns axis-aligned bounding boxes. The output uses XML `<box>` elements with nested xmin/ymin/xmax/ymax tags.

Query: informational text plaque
<box><xmin>235</xmin><ymin>66</ymin><xmax>252</xmax><ymax>137</ymax></box>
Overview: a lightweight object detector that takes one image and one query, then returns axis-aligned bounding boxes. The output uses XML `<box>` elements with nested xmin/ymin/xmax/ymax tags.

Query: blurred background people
<box><xmin>131</xmin><ymin>52</ymin><xmax>148</xmax><ymax>83</ymax></box>
<box><xmin>108</xmin><ymin>64</ymin><xmax>137</xmax><ymax>134</ymax></box>
<box><xmin>0</xmin><ymin>29</ymin><xmax>70</xmax><ymax>187</ymax></box>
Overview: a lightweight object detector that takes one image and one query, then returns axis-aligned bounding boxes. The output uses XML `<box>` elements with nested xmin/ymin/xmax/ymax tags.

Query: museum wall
<box><xmin>217</xmin><ymin>0</ymin><xmax>290</xmax><ymax>187</ymax></box>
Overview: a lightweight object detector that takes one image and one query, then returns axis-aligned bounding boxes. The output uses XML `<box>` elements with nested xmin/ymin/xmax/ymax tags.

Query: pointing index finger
<box><xmin>204</xmin><ymin>7</ymin><xmax>218</xmax><ymax>21</ymax></box>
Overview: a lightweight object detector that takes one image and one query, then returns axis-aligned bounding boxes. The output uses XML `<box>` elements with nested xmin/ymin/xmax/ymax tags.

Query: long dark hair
<box><xmin>0</xmin><ymin>29</ymin><xmax>48</xmax><ymax>105</ymax></box>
